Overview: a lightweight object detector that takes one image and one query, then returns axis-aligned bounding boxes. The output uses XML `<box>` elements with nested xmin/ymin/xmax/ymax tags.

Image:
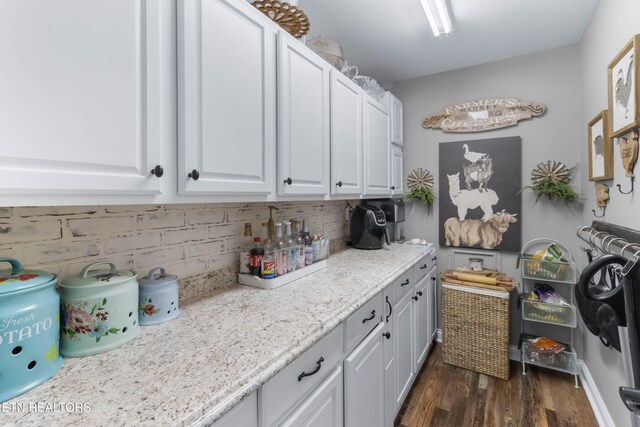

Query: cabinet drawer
<box><xmin>345</xmin><ymin>292</ymin><xmax>384</xmax><ymax>354</ymax></box>
<box><xmin>389</xmin><ymin>269</ymin><xmax>414</xmax><ymax>306</ymax></box>
<box><xmin>414</xmin><ymin>250</ymin><xmax>437</xmax><ymax>282</ymax></box>
<box><xmin>260</xmin><ymin>324</ymin><xmax>343</xmax><ymax>427</ymax></box>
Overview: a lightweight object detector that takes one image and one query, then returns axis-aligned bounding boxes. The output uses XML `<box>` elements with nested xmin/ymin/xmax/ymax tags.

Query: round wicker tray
<box><xmin>252</xmin><ymin>0</ymin><xmax>310</xmax><ymax>39</ymax></box>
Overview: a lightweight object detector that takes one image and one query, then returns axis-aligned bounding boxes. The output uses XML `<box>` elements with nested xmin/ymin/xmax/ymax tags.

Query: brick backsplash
<box><xmin>0</xmin><ymin>201</ymin><xmax>354</xmax><ymax>286</ymax></box>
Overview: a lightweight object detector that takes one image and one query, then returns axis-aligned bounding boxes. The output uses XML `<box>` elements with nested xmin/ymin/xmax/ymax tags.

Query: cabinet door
<box><xmin>282</xmin><ymin>366</ymin><xmax>343</xmax><ymax>427</ymax></box>
<box><xmin>393</xmin><ymin>291</ymin><xmax>415</xmax><ymax>411</ymax></box>
<box><xmin>178</xmin><ymin>0</ymin><xmax>275</xmax><ymax>195</ymax></box>
<box><xmin>277</xmin><ymin>32</ymin><xmax>330</xmax><ymax>196</ymax></box>
<box><xmin>363</xmin><ymin>96</ymin><xmax>391</xmax><ymax>196</ymax></box>
<box><xmin>383</xmin><ymin>293</ymin><xmax>395</xmax><ymax>427</ymax></box>
<box><xmin>429</xmin><ymin>267</ymin><xmax>438</xmax><ymax>341</ymax></box>
<box><xmin>330</xmin><ymin>70</ymin><xmax>363</xmax><ymax>195</ymax></box>
<box><xmin>0</xmin><ymin>0</ymin><xmax>162</xmax><ymax>195</ymax></box>
<box><xmin>390</xmin><ymin>144</ymin><xmax>404</xmax><ymax>197</ymax></box>
<box><xmin>391</xmin><ymin>95</ymin><xmax>403</xmax><ymax>146</ymax></box>
<box><xmin>414</xmin><ymin>275</ymin><xmax>431</xmax><ymax>373</ymax></box>
<box><xmin>344</xmin><ymin>322</ymin><xmax>385</xmax><ymax>427</ymax></box>
<box><xmin>213</xmin><ymin>392</ymin><xmax>258</xmax><ymax>427</ymax></box>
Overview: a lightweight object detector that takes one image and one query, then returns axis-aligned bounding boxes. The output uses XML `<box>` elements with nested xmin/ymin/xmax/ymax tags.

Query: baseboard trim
<box><xmin>578</xmin><ymin>360</ymin><xmax>615</xmax><ymax>427</ymax></box>
<box><xmin>436</xmin><ymin>328</ymin><xmax>442</xmax><ymax>342</ymax></box>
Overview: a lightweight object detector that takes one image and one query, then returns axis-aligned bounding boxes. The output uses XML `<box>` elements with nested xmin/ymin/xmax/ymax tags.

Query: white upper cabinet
<box><xmin>388</xmin><ymin>93</ymin><xmax>404</xmax><ymax>146</ymax></box>
<box><xmin>277</xmin><ymin>32</ymin><xmax>331</xmax><ymax>196</ymax></box>
<box><xmin>330</xmin><ymin>70</ymin><xmax>363</xmax><ymax>196</ymax></box>
<box><xmin>178</xmin><ymin>0</ymin><xmax>276</xmax><ymax>195</ymax></box>
<box><xmin>0</xmin><ymin>0</ymin><xmax>163</xmax><ymax>196</ymax></box>
<box><xmin>390</xmin><ymin>144</ymin><xmax>404</xmax><ymax>197</ymax></box>
<box><xmin>363</xmin><ymin>96</ymin><xmax>391</xmax><ymax>196</ymax></box>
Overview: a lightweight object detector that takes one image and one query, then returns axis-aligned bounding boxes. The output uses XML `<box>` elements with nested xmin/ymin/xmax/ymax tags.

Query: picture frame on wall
<box><xmin>588</xmin><ymin>110</ymin><xmax>613</xmax><ymax>181</ymax></box>
<box><xmin>608</xmin><ymin>35</ymin><xmax>640</xmax><ymax>138</ymax></box>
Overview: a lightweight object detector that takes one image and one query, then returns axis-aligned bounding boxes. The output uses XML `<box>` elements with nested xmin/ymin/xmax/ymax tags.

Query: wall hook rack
<box><xmin>617</xmin><ymin>176</ymin><xmax>635</xmax><ymax>195</ymax></box>
<box><xmin>592</xmin><ymin>206</ymin><xmax>606</xmax><ymax>218</ymax></box>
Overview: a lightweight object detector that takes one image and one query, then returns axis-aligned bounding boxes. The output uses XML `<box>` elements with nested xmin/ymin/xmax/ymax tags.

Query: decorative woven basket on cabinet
<box><xmin>442</xmin><ymin>281</ymin><xmax>511</xmax><ymax>380</ymax></box>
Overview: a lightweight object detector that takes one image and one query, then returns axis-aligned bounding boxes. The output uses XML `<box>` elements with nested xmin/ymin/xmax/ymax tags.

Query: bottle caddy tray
<box><xmin>238</xmin><ymin>260</ymin><xmax>327</xmax><ymax>290</ymax></box>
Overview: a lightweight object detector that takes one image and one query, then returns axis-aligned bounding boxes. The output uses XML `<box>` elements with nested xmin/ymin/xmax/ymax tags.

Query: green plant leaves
<box><xmin>404</xmin><ymin>187</ymin><xmax>436</xmax><ymax>207</ymax></box>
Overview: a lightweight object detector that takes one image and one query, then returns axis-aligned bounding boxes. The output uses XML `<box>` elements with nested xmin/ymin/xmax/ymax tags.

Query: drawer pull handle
<box><xmin>413</xmin><ymin>295</ymin><xmax>419</xmax><ymax>301</ymax></box>
<box><xmin>400</xmin><ymin>279</ymin><xmax>410</xmax><ymax>286</ymax></box>
<box><xmin>383</xmin><ymin>332</ymin><xmax>391</xmax><ymax>339</ymax></box>
<box><xmin>420</xmin><ymin>264</ymin><xmax>428</xmax><ymax>269</ymax></box>
<box><xmin>417</xmin><ymin>291</ymin><xmax>423</xmax><ymax>296</ymax></box>
<box><xmin>385</xmin><ymin>296</ymin><xmax>393</xmax><ymax>322</ymax></box>
<box><xmin>298</xmin><ymin>357</ymin><xmax>324</xmax><ymax>382</ymax></box>
<box><xmin>432</xmin><ymin>256</ymin><xmax>438</xmax><ymax>261</ymax></box>
<box><xmin>362</xmin><ymin>310</ymin><xmax>376</xmax><ymax>323</ymax></box>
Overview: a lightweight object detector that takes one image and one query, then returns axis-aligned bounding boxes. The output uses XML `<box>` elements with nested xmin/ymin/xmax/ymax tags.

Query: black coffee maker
<box><xmin>349</xmin><ymin>204</ymin><xmax>390</xmax><ymax>250</ymax></box>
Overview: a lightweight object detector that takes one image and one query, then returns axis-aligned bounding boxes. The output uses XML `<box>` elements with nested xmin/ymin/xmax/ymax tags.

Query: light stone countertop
<box><xmin>4</xmin><ymin>244</ymin><xmax>431</xmax><ymax>427</ymax></box>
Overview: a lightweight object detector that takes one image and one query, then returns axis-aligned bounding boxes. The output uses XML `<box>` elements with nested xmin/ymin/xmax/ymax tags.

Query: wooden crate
<box><xmin>442</xmin><ymin>281</ymin><xmax>511</xmax><ymax>380</ymax></box>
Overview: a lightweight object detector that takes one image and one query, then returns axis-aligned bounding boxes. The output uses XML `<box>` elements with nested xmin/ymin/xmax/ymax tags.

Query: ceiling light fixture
<box><xmin>420</xmin><ymin>0</ymin><xmax>452</xmax><ymax>38</ymax></box>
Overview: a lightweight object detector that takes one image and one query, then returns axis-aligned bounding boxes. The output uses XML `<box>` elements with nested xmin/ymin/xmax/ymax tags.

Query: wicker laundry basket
<box><xmin>442</xmin><ymin>281</ymin><xmax>511</xmax><ymax>380</ymax></box>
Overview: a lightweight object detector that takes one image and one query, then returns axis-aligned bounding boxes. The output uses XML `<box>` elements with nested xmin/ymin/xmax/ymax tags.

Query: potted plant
<box><xmin>520</xmin><ymin>161</ymin><xmax>579</xmax><ymax>204</ymax></box>
<box><xmin>405</xmin><ymin>168</ymin><xmax>436</xmax><ymax>208</ymax></box>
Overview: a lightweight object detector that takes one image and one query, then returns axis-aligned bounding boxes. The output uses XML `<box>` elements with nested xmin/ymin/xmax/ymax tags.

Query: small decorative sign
<box><xmin>422</xmin><ymin>98</ymin><xmax>546</xmax><ymax>133</ymax></box>
<box><xmin>620</xmin><ymin>129</ymin><xmax>639</xmax><ymax>177</ymax></box>
<box><xmin>596</xmin><ymin>184</ymin><xmax>610</xmax><ymax>208</ymax></box>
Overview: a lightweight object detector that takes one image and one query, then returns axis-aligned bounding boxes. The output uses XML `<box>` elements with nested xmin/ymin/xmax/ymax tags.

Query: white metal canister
<box><xmin>138</xmin><ymin>267</ymin><xmax>180</xmax><ymax>326</ymax></box>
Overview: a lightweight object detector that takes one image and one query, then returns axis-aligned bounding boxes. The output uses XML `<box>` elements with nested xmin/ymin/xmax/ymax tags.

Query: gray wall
<box><xmin>391</xmin><ymin>45</ymin><xmax>583</xmax><ymax>347</ymax></box>
<box><xmin>577</xmin><ymin>0</ymin><xmax>640</xmax><ymax>425</ymax></box>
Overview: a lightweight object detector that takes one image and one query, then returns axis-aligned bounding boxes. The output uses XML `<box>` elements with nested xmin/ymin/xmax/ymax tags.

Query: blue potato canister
<box><xmin>58</xmin><ymin>261</ymin><xmax>139</xmax><ymax>357</ymax></box>
<box><xmin>138</xmin><ymin>267</ymin><xmax>180</xmax><ymax>326</ymax></box>
<box><xmin>0</xmin><ymin>258</ymin><xmax>63</xmax><ymax>403</ymax></box>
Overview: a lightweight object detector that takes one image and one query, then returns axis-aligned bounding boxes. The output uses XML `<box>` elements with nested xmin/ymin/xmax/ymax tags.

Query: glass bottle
<box><xmin>273</xmin><ymin>223</ymin><xmax>287</xmax><ymax>277</ymax></box>
<box><xmin>283</xmin><ymin>221</ymin><xmax>296</xmax><ymax>273</ymax></box>
<box><xmin>291</xmin><ymin>219</ymin><xmax>306</xmax><ymax>269</ymax></box>
<box><xmin>261</xmin><ymin>239</ymin><xmax>276</xmax><ymax>279</ymax></box>
<box><xmin>302</xmin><ymin>219</ymin><xmax>314</xmax><ymax>266</ymax></box>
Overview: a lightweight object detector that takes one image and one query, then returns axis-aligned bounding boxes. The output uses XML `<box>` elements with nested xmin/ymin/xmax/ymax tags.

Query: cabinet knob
<box><xmin>150</xmin><ymin>165</ymin><xmax>164</xmax><ymax>178</ymax></box>
<box><xmin>336</xmin><ymin>181</ymin><xmax>343</xmax><ymax>187</ymax></box>
<box><xmin>383</xmin><ymin>332</ymin><xmax>391</xmax><ymax>340</ymax></box>
<box><xmin>413</xmin><ymin>295</ymin><xmax>419</xmax><ymax>301</ymax></box>
<box><xmin>188</xmin><ymin>169</ymin><xmax>200</xmax><ymax>181</ymax></box>
<box><xmin>284</xmin><ymin>177</ymin><xmax>293</xmax><ymax>185</ymax></box>
<box><xmin>417</xmin><ymin>291</ymin><xmax>423</xmax><ymax>296</ymax></box>
<box><xmin>390</xmin><ymin>186</ymin><xmax>395</xmax><ymax>190</ymax></box>
<box><xmin>431</xmin><ymin>276</ymin><xmax>436</xmax><ymax>281</ymax></box>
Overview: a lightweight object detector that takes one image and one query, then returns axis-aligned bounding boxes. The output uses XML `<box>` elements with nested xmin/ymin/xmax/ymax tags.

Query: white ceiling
<box><xmin>298</xmin><ymin>0</ymin><xmax>599</xmax><ymax>84</ymax></box>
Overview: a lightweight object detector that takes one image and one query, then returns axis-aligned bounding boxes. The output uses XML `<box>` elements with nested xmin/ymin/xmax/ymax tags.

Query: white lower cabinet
<box><xmin>413</xmin><ymin>275</ymin><xmax>430</xmax><ymax>372</ymax></box>
<box><xmin>282</xmin><ymin>366</ymin><xmax>343</xmax><ymax>427</ymax></box>
<box><xmin>382</xmin><ymin>293</ymin><xmax>395</xmax><ymax>427</ymax></box>
<box><xmin>344</xmin><ymin>322</ymin><xmax>386</xmax><ymax>427</ymax></box>
<box><xmin>235</xmin><ymin>254</ymin><xmax>435</xmax><ymax>427</ymax></box>
<box><xmin>213</xmin><ymin>392</ymin><xmax>258</xmax><ymax>427</ymax></box>
<box><xmin>393</xmin><ymin>290</ymin><xmax>415</xmax><ymax>411</ymax></box>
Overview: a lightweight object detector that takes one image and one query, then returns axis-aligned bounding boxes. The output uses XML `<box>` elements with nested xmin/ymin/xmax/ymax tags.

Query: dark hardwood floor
<box><xmin>395</xmin><ymin>344</ymin><xmax>598</xmax><ymax>427</ymax></box>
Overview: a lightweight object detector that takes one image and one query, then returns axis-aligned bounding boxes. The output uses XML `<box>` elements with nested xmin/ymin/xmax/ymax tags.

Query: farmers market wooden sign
<box><xmin>422</xmin><ymin>98</ymin><xmax>546</xmax><ymax>133</ymax></box>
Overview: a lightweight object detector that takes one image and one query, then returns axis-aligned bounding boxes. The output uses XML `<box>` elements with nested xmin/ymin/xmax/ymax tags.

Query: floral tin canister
<box><xmin>138</xmin><ymin>267</ymin><xmax>180</xmax><ymax>326</ymax></box>
<box><xmin>58</xmin><ymin>261</ymin><xmax>139</xmax><ymax>357</ymax></box>
<box><xmin>0</xmin><ymin>258</ymin><xmax>63</xmax><ymax>402</ymax></box>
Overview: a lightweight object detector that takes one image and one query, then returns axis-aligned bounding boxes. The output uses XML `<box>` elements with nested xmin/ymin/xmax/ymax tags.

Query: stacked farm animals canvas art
<box><xmin>439</xmin><ymin>137</ymin><xmax>522</xmax><ymax>252</ymax></box>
